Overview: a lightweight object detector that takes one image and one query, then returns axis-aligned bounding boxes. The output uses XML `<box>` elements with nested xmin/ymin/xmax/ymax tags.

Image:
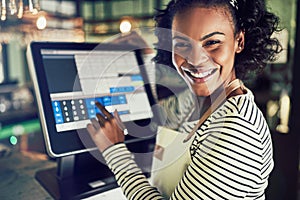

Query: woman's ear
<box><xmin>235</xmin><ymin>31</ymin><xmax>245</xmax><ymax>53</ymax></box>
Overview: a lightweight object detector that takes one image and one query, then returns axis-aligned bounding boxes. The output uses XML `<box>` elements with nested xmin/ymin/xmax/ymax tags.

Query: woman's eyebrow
<box><xmin>172</xmin><ymin>35</ymin><xmax>189</xmax><ymax>41</ymax></box>
<box><xmin>200</xmin><ymin>32</ymin><xmax>225</xmax><ymax>41</ymax></box>
<box><xmin>172</xmin><ymin>32</ymin><xmax>225</xmax><ymax>41</ymax></box>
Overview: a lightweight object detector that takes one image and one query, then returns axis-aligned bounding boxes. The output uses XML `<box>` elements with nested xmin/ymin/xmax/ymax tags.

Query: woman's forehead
<box><xmin>172</xmin><ymin>7</ymin><xmax>235</xmax><ymax>38</ymax></box>
<box><xmin>173</xmin><ymin>5</ymin><xmax>232</xmax><ymax>23</ymax></box>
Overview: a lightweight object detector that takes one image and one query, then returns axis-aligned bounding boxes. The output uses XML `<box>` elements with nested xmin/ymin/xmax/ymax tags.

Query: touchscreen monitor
<box><xmin>27</xmin><ymin>42</ymin><xmax>155</xmax><ymax>157</ymax></box>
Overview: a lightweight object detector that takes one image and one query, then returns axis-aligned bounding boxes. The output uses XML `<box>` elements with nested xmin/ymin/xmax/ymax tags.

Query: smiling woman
<box><xmin>172</xmin><ymin>6</ymin><xmax>242</xmax><ymax>96</ymax></box>
<box><xmin>86</xmin><ymin>0</ymin><xmax>282</xmax><ymax>199</ymax></box>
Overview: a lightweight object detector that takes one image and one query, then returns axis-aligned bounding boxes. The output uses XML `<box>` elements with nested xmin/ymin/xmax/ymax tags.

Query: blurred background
<box><xmin>0</xmin><ymin>0</ymin><xmax>298</xmax><ymax>199</ymax></box>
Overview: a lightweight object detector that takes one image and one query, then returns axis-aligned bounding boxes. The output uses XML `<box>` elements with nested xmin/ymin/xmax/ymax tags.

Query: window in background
<box><xmin>0</xmin><ymin>64</ymin><xmax>3</xmax><ymax>84</ymax></box>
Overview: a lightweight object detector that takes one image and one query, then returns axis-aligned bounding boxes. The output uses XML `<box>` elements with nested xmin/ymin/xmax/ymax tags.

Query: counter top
<box><xmin>0</xmin><ymin>149</ymin><xmax>55</xmax><ymax>200</ymax></box>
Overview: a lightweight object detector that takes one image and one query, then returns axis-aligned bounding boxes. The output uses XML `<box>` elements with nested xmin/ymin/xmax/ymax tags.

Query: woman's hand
<box><xmin>86</xmin><ymin>102</ymin><xmax>126</xmax><ymax>152</ymax></box>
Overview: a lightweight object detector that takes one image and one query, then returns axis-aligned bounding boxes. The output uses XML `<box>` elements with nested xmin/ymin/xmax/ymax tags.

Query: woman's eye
<box><xmin>174</xmin><ymin>42</ymin><xmax>191</xmax><ymax>49</ymax></box>
<box><xmin>203</xmin><ymin>40</ymin><xmax>220</xmax><ymax>47</ymax></box>
<box><xmin>173</xmin><ymin>42</ymin><xmax>191</xmax><ymax>58</ymax></box>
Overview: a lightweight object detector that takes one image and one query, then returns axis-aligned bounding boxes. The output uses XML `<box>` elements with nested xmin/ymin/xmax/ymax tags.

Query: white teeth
<box><xmin>188</xmin><ymin>69</ymin><xmax>213</xmax><ymax>78</ymax></box>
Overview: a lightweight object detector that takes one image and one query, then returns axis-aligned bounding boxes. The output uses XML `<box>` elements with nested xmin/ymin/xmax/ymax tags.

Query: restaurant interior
<box><xmin>0</xmin><ymin>0</ymin><xmax>298</xmax><ymax>199</ymax></box>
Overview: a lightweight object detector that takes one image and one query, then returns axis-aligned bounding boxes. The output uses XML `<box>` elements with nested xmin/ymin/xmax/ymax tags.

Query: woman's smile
<box><xmin>181</xmin><ymin>65</ymin><xmax>219</xmax><ymax>83</ymax></box>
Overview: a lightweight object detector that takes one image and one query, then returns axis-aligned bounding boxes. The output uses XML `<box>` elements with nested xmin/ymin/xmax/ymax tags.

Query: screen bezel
<box><xmin>27</xmin><ymin>41</ymin><xmax>156</xmax><ymax>158</ymax></box>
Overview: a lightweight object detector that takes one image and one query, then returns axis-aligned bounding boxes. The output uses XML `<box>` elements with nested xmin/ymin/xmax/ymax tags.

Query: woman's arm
<box><xmin>86</xmin><ymin>102</ymin><xmax>165</xmax><ymax>199</ymax></box>
<box><xmin>102</xmin><ymin>143</ymin><xmax>164</xmax><ymax>199</ymax></box>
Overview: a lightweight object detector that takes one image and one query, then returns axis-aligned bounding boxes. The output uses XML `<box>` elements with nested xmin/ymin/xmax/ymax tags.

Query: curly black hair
<box><xmin>153</xmin><ymin>0</ymin><xmax>282</xmax><ymax>80</ymax></box>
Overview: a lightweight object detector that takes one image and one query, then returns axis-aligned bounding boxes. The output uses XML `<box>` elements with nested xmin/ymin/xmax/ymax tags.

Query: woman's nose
<box><xmin>187</xmin><ymin>45</ymin><xmax>210</xmax><ymax>66</ymax></box>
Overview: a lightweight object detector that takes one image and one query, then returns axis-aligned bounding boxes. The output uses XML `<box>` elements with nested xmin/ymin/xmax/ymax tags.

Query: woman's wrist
<box><xmin>102</xmin><ymin>142</ymin><xmax>127</xmax><ymax>157</ymax></box>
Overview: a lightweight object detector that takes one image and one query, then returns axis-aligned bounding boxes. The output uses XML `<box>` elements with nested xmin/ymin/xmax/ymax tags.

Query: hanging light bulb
<box><xmin>0</xmin><ymin>0</ymin><xmax>40</xmax><ymax>21</ymax></box>
<box><xmin>28</xmin><ymin>0</ymin><xmax>38</xmax><ymax>14</ymax></box>
<box><xmin>17</xmin><ymin>0</ymin><xmax>23</xmax><ymax>18</ymax></box>
<box><xmin>28</xmin><ymin>0</ymin><xmax>33</xmax><ymax>11</ymax></box>
<box><xmin>8</xmin><ymin>0</ymin><xmax>17</xmax><ymax>15</ymax></box>
<box><xmin>1</xmin><ymin>0</ymin><xmax>7</xmax><ymax>21</ymax></box>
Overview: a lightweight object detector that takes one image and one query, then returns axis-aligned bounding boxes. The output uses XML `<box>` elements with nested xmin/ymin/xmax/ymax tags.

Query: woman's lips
<box><xmin>182</xmin><ymin>66</ymin><xmax>219</xmax><ymax>83</ymax></box>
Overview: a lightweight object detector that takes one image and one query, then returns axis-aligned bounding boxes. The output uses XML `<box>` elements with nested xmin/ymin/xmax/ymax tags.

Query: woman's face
<box><xmin>172</xmin><ymin>6</ymin><xmax>244</xmax><ymax>96</ymax></box>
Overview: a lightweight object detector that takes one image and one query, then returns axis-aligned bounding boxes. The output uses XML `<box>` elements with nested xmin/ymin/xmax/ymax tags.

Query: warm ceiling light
<box><xmin>119</xmin><ymin>19</ymin><xmax>132</xmax><ymax>33</ymax></box>
<box><xmin>36</xmin><ymin>15</ymin><xmax>46</xmax><ymax>29</ymax></box>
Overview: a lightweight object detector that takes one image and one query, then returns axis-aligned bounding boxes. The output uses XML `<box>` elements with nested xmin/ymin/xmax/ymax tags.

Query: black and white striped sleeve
<box><xmin>102</xmin><ymin>143</ymin><xmax>164</xmax><ymax>200</ymax></box>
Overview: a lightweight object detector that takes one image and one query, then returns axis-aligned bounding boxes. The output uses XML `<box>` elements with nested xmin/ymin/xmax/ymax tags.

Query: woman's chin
<box><xmin>187</xmin><ymin>78</ymin><xmax>219</xmax><ymax>97</ymax></box>
<box><xmin>191</xmin><ymin>85</ymin><xmax>212</xmax><ymax>97</ymax></box>
<box><xmin>195</xmin><ymin>91</ymin><xmax>211</xmax><ymax>97</ymax></box>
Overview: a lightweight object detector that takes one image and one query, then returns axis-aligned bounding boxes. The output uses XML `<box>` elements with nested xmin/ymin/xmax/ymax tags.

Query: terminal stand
<box><xmin>35</xmin><ymin>137</ymin><xmax>155</xmax><ymax>200</ymax></box>
<box><xmin>35</xmin><ymin>152</ymin><xmax>118</xmax><ymax>200</ymax></box>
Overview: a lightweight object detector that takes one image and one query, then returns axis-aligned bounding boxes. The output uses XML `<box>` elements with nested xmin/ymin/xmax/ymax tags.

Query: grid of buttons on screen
<box><xmin>52</xmin><ymin>94</ymin><xmax>128</xmax><ymax>125</ymax></box>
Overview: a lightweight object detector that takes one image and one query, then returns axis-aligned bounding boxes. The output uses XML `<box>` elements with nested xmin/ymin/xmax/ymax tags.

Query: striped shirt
<box><xmin>102</xmin><ymin>88</ymin><xmax>274</xmax><ymax>199</ymax></box>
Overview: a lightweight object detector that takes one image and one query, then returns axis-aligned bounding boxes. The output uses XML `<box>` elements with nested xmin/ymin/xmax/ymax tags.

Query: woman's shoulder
<box><xmin>208</xmin><ymin>87</ymin><xmax>267</xmax><ymax>134</ymax></box>
<box><xmin>180</xmin><ymin>87</ymin><xmax>265</xmax><ymax>135</ymax></box>
<box><xmin>222</xmin><ymin>87</ymin><xmax>257</xmax><ymax>118</ymax></box>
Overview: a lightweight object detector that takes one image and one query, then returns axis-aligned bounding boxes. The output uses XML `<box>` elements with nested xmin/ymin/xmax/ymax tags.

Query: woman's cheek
<box><xmin>209</xmin><ymin>49</ymin><xmax>233</xmax><ymax>68</ymax></box>
<box><xmin>173</xmin><ymin>55</ymin><xmax>184</xmax><ymax>71</ymax></box>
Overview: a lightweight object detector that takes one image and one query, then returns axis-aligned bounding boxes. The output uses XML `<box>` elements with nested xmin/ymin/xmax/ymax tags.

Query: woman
<box><xmin>87</xmin><ymin>0</ymin><xmax>282</xmax><ymax>199</ymax></box>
